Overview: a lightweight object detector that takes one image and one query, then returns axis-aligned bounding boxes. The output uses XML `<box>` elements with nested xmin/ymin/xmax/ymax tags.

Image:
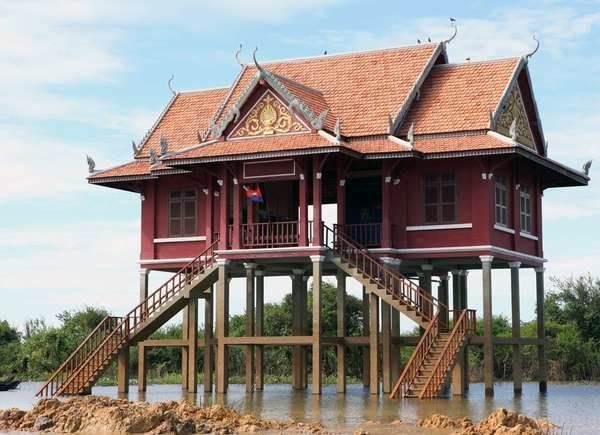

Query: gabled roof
<box><xmin>210</xmin><ymin>43</ymin><xmax>442</xmax><ymax>137</ymax></box>
<box><xmin>400</xmin><ymin>58</ymin><xmax>520</xmax><ymax>135</ymax></box>
<box><xmin>137</xmin><ymin>87</ymin><xmax>228</xmax><ymax>157</ymax></box>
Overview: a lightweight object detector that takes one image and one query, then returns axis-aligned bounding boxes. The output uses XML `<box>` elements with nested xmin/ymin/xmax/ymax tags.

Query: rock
<box><xmin>33</xmin><ymin>415</ymin><xmax>53</xmax><ymax>431</ymax></box>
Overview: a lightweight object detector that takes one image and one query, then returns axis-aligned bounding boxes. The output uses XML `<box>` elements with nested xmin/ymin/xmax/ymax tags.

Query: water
<box><xmin>2</xmin><ymin>382</ymin><xmax>599</xmax><ymax>433</ymax></box>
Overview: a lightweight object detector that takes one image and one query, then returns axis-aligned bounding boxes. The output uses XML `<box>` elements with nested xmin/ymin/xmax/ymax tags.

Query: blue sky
<box><xmin>1</xmin><ymin>0</ymin><xmax>599</xmax><ymax>331</ymax></box>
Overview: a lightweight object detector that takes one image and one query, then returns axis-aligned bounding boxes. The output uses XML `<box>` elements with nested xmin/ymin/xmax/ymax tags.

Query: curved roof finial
<box><xmin>167</xmin><ymin>74</ymin><xmax>176</xmax><ymax>96</ymax></box>
<box><xmin>525</xmin><ymin>35</ymin><xmax>540</xmax><ymax>60</ymax></box>
<box><xmin>235</xmin><ymin>44</ymin><xmax>243</xmax><ymax>66</ymax></box>
<box><xmin>253</xmin><ymin>46</ymin><xmax>263</xmax><ymax>71</ymax></box>
<box><xmin>444</xmin><ymin>17</ymin><xmax>458</xmax><ymax>44</ymax></box>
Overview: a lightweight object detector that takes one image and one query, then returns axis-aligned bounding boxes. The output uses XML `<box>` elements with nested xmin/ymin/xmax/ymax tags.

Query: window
<box><xmin>424</xmin><ymin>173</ymin><xmax>456</xmax><ymax>224</ymax></box>
<box><xmin>495</xmin><ymin>176</ymin><xmax>508</xmax><ymax>226</ymax></box>
<box><xmin>169</xmin><ymin>190</ymin><xmax>197</xmax><ymax>237</ymax></box>
<box><xmin>520</xmin><ymin>187</ymin><xmax>532</xmax><ymax>233</ymax></box>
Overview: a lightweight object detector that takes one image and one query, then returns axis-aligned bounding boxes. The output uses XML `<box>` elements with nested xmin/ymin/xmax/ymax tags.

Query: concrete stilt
<box><xmin>311</xmin><ymin>255</ymin><xmax>324</xmax><ymax>394</ymax></box>
<box><xmin>461</xmin><ymin>271</ymin><xmax>470</xmax><ymax>392</ymax></box>
<box><xmin>204</xmin><ymin>286</ymin><xmax>214</xmax><ymax>393</ymax></box>
<box><xmin>391</xmin><ymin>310</ymin><xmax>401</xmax><ymax>383</ymax></box>
<box><xmin>186</xmin><ymin>298</ymin><xmax>198</xmax><ymax>392</ymax></box>
<box><xmin>336</xmin><ymin>270</ymin><xmax>346</xmax><ymax>393</ymax></box>
<box><xmin>117</xmin><ymin>347</ymin><xmax>130</xmax><ymax>394</ymax></box>
<box><xmin>301</xmin><ymin>275</ymin><xmax>309</xmax><ymax>389</ymax></box>
<box><xmin>292</xmin><ymin>269</ymin><xmax>304</xmax><ymax>390</ymax></box>
<box><xmin>216</xmin><ymin>259</ymin><xmax>230</xmax><ymax>394</ymax></box>
<box><xmin>255</xmin><ymin>271</ymin><xmax>264</xmax><ymax>391</ymax></box>
<box><xmin>381</xmin><ymin>300</ymin><xmax>391</xmax><ymax>394</ymax></box>
<box><xmin>509</xmin><ymin>262</ymin><xmax>522</xmax><ymax>394</ymax></box>
<box><xmin>362</xmin><ymin>286</ymin><xmax>370</xmax><ymax>388</ymax></box>
<box><xmin>369</xmin><ymin>292</ymin><xmax>380</xmax><ymax>395</ymax></box>
<box><xmin>451</xmin><ymin>270</ymin><xmax>465</xmax><ymax>395</ymax></box>
<box><xmin>481</xmin><ymin>256</ymin><xmax>494</xmax><ymax>396</ymax></box>
<box><xmin>137</xmin><ymin>269</ymin><xmax>149</xmax><ymax>392</ymax></box>
<box><xmin>182</xmin><ymin>307</ymin><xmax>189</xmax><ymax>390</ymax></box>
<box><xmin>438</xmin><ymin>274</ymin><xmax>449</xmax><ymax>331</ymax></box>
<box><xmin>244</xmin><ymin>263</ymin><xmax>256</xmax><ymax>393</ymax></box>
<box><xmin>535</xmin><ymin>267</ymin><xmax>547</xmax><ymax>393</ymax></box>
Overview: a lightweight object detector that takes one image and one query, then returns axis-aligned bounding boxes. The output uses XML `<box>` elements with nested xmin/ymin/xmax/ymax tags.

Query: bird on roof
<box><xmin>417</xmin><ymin>39</ymin><xmax>421</xmax><ymax>44</ymax></box>
<box><xmin>450</xmin><ymin>17</ymin><xmax>456</xmax><ymax>22</ymax></box>
<box><xmin>466</xmin><ymin>57</ymin><xmax>471</xmax><ymax>62</ymax></box>
<box><xmin>583</xmin><ymin>160</ymin><xmax>593</xmax><ymax>176</ymax></box>
<box><xmin>428</xmin><ymin>37</ymin><xmax>431</xmax><ymax>42</ymax></box>
<box><xmin>323</xmin><ymin>50</ymin><xmax>328</xmax><ymax>55</ymax></box>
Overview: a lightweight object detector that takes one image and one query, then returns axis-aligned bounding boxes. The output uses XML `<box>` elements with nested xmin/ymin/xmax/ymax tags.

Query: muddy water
<box><xmin>2</xmin><ymin>382</ymin><xmax>599</xmax><ymax>433</ymax></box>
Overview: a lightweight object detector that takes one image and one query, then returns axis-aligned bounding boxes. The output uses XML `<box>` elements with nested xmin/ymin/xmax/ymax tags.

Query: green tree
<box><xmin>0</xmin><ymin>320</ymin><xmax>22</xmax><ymax>376</ymax></box>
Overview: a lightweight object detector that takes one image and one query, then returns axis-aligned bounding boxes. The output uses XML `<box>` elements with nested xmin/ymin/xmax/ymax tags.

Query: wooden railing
<box><xmin>335</xmin><ymin>223</ymin><xmax>381</xmax><ymax>247</ymax></box>
<box><xmin>322</xmin><ymin>224</ymin><xmax>446</xmax><ymax>325</ymax></box>
<box><xmin>390</xmin><ymin>313</ymin><xmax>441</xmax><ymax>399</ymax></box>
<box><xmin>37</xmin><ymin>239</ymin><xmax>219</xmax><ymax>397</ymax></box>
<box><xmin>419</xmin><ymin>309</ymin><xmax>476</xmax><ymax>398</ymax></box>
<box><xmin>240</xmin><ymin>221</ymin><xmax>298</xmax><ymax>248</ymax></box>
<box><xmin>35</xmin><ymin>316</ymin><xmax>122</xmax><ymax>397</ymax></box>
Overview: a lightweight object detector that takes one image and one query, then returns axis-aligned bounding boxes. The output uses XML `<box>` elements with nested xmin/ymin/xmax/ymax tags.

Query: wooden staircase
<box><xmin>322</xmin><ymin>224</ymin><xmax>476</xmax><ymax>399</ymax></box>
<box><xmin>36</xmin><ymin>240</ymin><xmax>219</xmax><ymax>397</ymax></box>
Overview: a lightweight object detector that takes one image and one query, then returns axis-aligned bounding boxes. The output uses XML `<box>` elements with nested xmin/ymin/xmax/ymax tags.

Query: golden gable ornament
<box><xmin>230</xmin><ymin>91</ymin><xmax>308</xmax><ymax>138</ymax></box>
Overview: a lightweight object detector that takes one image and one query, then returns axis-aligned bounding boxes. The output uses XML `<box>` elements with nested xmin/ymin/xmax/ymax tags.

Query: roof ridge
<box><xmin>178</xmin><ymin>86</ymin><xmax>229</xmax><ymax>95</ymax></box>
<box><xmin>253</xmin><ymin>42</ymin><xmax>439</xmax><ymax>66</ymax></box>
<box><xmin>435</xmin><ymin>57</ymin><xmax>520</xmax><ymax>68</ymax></box>
<box><xmin>272</xmin><ymin>72</ymin><xmax>324</xmax><ymax>95</ymax></box>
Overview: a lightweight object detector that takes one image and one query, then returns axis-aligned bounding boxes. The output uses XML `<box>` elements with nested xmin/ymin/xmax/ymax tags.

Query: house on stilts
<box><xmin>38</xmin><ymin>38</ymin><xmax>589</xmax><ymax>399</ymax></box>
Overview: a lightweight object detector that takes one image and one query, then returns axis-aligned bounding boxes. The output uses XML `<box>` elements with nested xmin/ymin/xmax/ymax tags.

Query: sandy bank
<box><xmin>0</xmin><ymin>396</ymin><xmax>325</xmax><ymax>433</ymax></box>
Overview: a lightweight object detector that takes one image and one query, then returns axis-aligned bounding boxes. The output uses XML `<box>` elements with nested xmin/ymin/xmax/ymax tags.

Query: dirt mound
<box><xmin>418</xmin><ymin>408</ymin><xmax>555</xmax><ymax>435</ymax></box>
<box><xmin>0</xmin><ymin>395</ymin><xmax>326</xmax><ymax>433</ymax></box>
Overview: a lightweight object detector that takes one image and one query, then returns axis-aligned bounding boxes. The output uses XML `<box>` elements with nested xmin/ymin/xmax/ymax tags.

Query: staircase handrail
<box><xmin>322</xmin><ymin>223</ymin><xmax>447</xmax><ymax>324</ymax></box>
<box><xmin>419</xmin><ymin>309</ymin><xmax>476</xmax><ymax>398</ymax></box>
<box><xmin>389</xmin><ymin>312</ymin><xmax>440</xmax><ymax>399</ymax></box>
<box><xmin>37</xmin><ymin>239</ymin><xmax>219</xmax><ymax>397</ymax></box>
<box><xmin>35</xmin><ymin>316</ymin><xmax>122</xmax><ymax>397</ymax></box>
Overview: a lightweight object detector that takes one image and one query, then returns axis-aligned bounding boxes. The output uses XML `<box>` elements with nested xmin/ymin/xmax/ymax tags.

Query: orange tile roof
<box><xmin>166</xmin><ymin>134</ymin><xmax>334</xmax><ymax>161</ymax></box>
<box><xmin>346</xmin><ymin>137</ymin><xmax>410</xmax><ymax>154</ymax></box>
<box><xmin>88</xmin><ymin>160</ymin><xmax>151</xmax><ymax>180</ymax></box>
<box><xmin>214</xmin><ymin>44</ymin><xmax>441</xmax><ymax>137</ymax></box>
<box><xmin>413</xmin><ymin>132</ymin><xmax>512</xmax><ymax>153</ymax></box>
<box><xmin>138</xmin><ymin>87</ymin><xmax>228</xmax><ymax>157</ymax></box>
<box><xmin>400</xmin><ymin>58</ymin><xmax>520</xmax><ymax>135</ymax></box>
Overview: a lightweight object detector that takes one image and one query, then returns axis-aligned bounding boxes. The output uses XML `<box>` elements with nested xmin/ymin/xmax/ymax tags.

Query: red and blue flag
<box><xmin>244</xmin><ymin>185</ymin><xmax>263</xmax><ymax>203</ymax></box>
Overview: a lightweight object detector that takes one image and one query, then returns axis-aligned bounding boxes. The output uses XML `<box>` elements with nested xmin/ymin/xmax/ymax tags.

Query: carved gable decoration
<box><xmin>229</xmin><ymin>90</ymin><xmax>310</xmax><ymax>139</ymax></box>
<box><xmin>496</xmin><ymin>84</ymin><xmax>535</xmax><ymax>149</ymax></box>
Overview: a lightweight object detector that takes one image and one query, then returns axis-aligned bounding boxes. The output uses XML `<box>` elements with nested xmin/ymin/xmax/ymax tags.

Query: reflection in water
<box><xmin>1</xmin><ymin>382</ymin><xmax>597</xmax><ymax>433</ymax></box>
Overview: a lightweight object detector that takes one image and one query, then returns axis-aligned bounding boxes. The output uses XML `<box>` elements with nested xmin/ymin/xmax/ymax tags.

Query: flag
<box><xmin>244</xmin><ymin>184</ymin><xmax>263</xmax><ymax>203</ymax></box>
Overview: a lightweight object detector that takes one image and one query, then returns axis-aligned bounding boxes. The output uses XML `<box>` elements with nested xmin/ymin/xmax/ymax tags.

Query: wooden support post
<box><xmin>451</xmin><ymin>270</ymin><xmax>460</xmax><ymax>312</ymax></box>
<box><xmin>369</xmin><ymin>292</ymin><xmax>380</xmax><ymax>395</ymax></box>
<box><xmin>299</xmin><ymin>169</ymin><xmax>308</xmax><ymax>246</ymax></box>
<box><xmin>362</xmin><ymin>286</ymin><xmax>370</xmax><ymax>387</ymax></box>
<box><xmin>536</xmin><ymin>267</ymin><xmax>547</xmax><ymax>393</ymax></box>
<box><xmin>336</xmin><ymin>158</ymin><xmax>346</xmax><ymax>228</ymax></box>
<box><xmin>117</xmin><ymin>347</ymin><xmax>130</xmax><ymax>394</ymax></box>
<box><xmin>255</xmin><ymin>271</ymin><xmax>265</xmax><ymax>390</ymax></box>
<box><xmin>311</xmin><ymin>255</ymin><xmax>324</xmax><ymax>394</ymax></box>
<box><xmin>481</xmin><ymin>256</ymin><xmax>494</xmax><ymax>397</ymax></box>
<box><xmin>232</xmin><ymin>177</ymin><xmax>242</xmax><ymax>249</ymax></box>
<box><xmin>138</xmin><ymin>269</ymin><xmax>149</xmax><ymax>392</ymax></box>
<box><xmin>216</xmin><ymin>259</ymin><xmax>230</xmax><ymax>394</ymax></box>
<box><xmin>312</xmin><ymin>157</ymin><xmax>323</xmax><ymax>246</ymax></box>
<box><xmin>509</xmin><ymin>262</ymin><xmax>522</xmax><ymax>394</ymax></box>
<box><xmin>381</xmin><ymin>300</ymin><xmax>391</xmax><ymax>394</ymax></box>
<box><xmin>292</xmin><ymin>269</ymin><xmax>304</xmax><ymax>390</ymax></box>
<box><xmin>336</xmin><ymin>270</ymin><xmax>346</xmax><ymax>393</ymax></box>
<box><xmin>203</xmin><ymin>285</ymin><xmax>214</xmax><ymax>393</ymax></box>
<box><xmin>218</xmin><ymin>168</ymin><xmax>229</xmax><ymax>250</ymax></box>
<box><xmin>186</xmin><ymin>298</ymin><xmax>198</xmax><ymax>392</ymax></box>
<box><xmin>461</xmin><ymin>270</ymin><xmax>469</xmax><ymax>392</ymax></box>
<box><xmin>137</xmin><ymin>344</ymin><xmax>146</xmax><ymax>393</ymax></box>
<box><xmin>244</xmin><ymin>263</ymin><xmax>256</xmax><ymax>392</ymax></box>
<box><xmin>205</xmin><ymin>177</ymin><xmax>214</xmax><ymax>245</ymax></box>
<box><xmin>420</xmin><ymin>264</ymin><xmax>433</xmax><ymax>320</ymax></box>
<box><xmin>381</xmin><ymin>161</ymin><xmax>392</xmax><ymax>248</ymax></box>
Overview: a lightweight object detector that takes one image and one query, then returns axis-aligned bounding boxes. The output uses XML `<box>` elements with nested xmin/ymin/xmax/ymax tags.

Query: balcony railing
<box><xmin>335</xmin><ymin>223</ymin><xmax>381</xmax><ymax>247</ymax></box>
<box><xmin>229</xmin><ymin>221</ymin><xmax>299</xmax><ymax>248</ymax></box>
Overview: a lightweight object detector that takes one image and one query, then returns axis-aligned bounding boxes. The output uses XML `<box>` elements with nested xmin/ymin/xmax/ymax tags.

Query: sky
<box><xmin>1</xmin><ymin>0</ymin><xmax>599</xmax><ymax>333</ymax></box>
